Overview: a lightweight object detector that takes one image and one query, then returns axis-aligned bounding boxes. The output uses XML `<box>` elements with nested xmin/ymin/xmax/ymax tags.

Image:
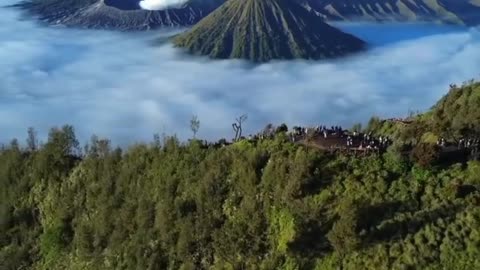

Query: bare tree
<box><xmin>153</xmin><ymin>133</ymin><xmax>161</xmax><ymax>149</ymax></box>
<box><xmin>232</xmin><ymin>114</ymin><xmax>248</xmax><ymax>141</ymax></box>
<box><xmin>190</xmin><ymin>115</ymin><xmax>200</xmax><ymax>139</ymax></box>
<box><xmin>26</xmin><ymin>127</ymin><xmax>38</xmax><ymax>151</ymax></box>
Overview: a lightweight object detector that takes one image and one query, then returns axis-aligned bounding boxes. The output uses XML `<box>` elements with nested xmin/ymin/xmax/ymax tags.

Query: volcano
<box><xmin>15</xmin><ymin>0</ymin><xmax>224</xmax><ymax>30</ymax></box>
<box><xmin>173</xmin><ymin>0</ymin><xmax>366</xmax><ymax>62</ymax></box>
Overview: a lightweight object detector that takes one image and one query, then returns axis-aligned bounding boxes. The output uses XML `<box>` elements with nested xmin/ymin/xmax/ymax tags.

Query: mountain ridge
<box><xmin>14</xmin><ymin>0</ymin><xmax>480</xmax><ymax>30</ymax></box>
<box><xmin>306</xmin><ymin>0</ymin><xmax>480</xmax><ymax>26</ymax></box>
<box><xmin>14</xmin><ymin>0</ymin><xmax>224</xmax><ymax>30</ymax></box>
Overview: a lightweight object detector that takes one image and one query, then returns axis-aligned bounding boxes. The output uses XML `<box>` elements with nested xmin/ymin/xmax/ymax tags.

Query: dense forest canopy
<box><xmin>2</xmin><ymin>82</ymin><xmax>480</xmax><ymax>270</ymax></box>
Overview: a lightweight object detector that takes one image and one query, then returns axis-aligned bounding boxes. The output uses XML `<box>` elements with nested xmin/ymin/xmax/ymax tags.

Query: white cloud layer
<box><xmin>1</xmin><ymin>2</ymin><xmax>480</xmax><ymax>146</ymax></box>
<box><xmin>139</xmin><ymin>0</ymin><xmax>188</xmax><ymax>10</ymax></box>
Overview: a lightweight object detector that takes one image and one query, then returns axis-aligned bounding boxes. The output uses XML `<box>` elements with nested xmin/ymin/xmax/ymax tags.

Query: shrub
<box><xmin>410</xmin><ymin>143</ymin><xmax>441</xmax><ymax>168</ymax></box>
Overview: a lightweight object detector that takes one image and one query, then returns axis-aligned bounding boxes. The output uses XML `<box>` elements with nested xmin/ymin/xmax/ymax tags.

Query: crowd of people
<box><xmin>436</xmin><ymin>137</ymin><xmax>480</xmax><ymax>149</ymax></box>
<box><xmin>435</xmin><ymin>137</ymin><xmax>480</xmax><ymax>160</ymax></box>
<box><xmin>201</xmin><ymin>123</ymin><xmax>480</xmax><ymax>159</ymax></box>
<box><xmin>288</xmin><ymin>125</ymin><xmax>392</xmax><ymax>152</ymax></box>
<box><xmin>289</xmin><ymin>125</ymin><xmax>344</xmax><ymax>142</ymax></box>
<box><xmin>346</xmin><ymin>132</ymin><xmax>392</xmax><ymax>150</ymax></box>
<box><xmin>385</xmin><ymin>117</ymin><xmax>414</xmax><ymax>124</ymax></box>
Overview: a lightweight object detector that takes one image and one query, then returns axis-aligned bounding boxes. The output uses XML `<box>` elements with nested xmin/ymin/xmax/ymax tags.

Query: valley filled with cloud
<box><xmin>1</xmin><ymin>0</ymin><xmax>480</xmax><ymax>145</ymax></box>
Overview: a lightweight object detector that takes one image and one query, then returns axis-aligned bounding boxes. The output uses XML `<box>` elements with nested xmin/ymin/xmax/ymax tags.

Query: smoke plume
<box><xmin>139</xmin><ymin>0</ymin><xmax>188</xmax><ymax>10</ymax></box>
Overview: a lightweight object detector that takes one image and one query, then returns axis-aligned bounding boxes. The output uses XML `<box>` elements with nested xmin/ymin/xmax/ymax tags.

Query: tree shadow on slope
<box><xmin>364</xmin><ymin>202</ymin><xmax>466</xmax><ymax>245</ymax></box>
<box><xmin>287</xmin><ymin>218</ymin><xmax>333</xmax><ymax>257</ymax></box>
<box><xmin>286</xmin><ymin>200</ymin><xmax>406</xmax><ymax>259</ymax></box>
<box><xmin>284</xmin><ymin>197</ymin><xmax>466</xmax><ymax>261</ymax></box>
<box><xmin>297</xmin><ymin>152</ymin><xmax>342</xmax><ymax>198</ymax></box>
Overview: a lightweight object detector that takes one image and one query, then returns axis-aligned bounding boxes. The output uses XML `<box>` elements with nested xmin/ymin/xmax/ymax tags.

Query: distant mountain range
<box><xmin>306</xmin><ymin>0</ymin><xmax>480</xmax><ymax>26</ymax></box>
<box><xmin>173</xmin><ymin>0</ymin><xmax>366</xmax><ymax>62</ymax></box>
<box><xmin>14</xmin><ymin>0</ymin><xmax>480</xmax><ymax>30</ymax></box>
<box><xmin>14</xmin><ymin>0</ymin><xmax>224</xmax><ymax>30</ymax></box>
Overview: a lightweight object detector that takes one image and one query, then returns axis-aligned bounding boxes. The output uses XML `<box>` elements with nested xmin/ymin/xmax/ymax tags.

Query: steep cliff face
<box><xmin>173</xmin><ymin>0</ymin><xmax>366</xmax><ymax>62</ymax></box>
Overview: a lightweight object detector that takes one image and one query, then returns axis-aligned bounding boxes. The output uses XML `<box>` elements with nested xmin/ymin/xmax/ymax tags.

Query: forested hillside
<box><xmin>2</xmin><ymin>82</ymin><xmax>480</xmax><ymax>270</ymax></box>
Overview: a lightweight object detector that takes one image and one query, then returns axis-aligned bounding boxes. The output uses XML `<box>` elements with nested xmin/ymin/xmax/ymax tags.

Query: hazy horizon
<box><xmin>2</xmin><ymin>1</ymin><xmax>480</xmax><ymax>146</ymax></box>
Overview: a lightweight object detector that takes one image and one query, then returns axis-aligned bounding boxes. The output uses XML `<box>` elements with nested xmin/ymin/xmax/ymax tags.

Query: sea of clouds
<box><xmin>2</xmin><ymin>1</ymin><xmax>480</xmax><ymax>146</ymax></box>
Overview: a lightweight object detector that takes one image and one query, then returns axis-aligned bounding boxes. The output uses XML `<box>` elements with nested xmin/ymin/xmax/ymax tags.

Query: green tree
<box><xmin>327</xmin><ymin>199</ymin><xmax>362</xmax><ymax>256</ymax></box>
